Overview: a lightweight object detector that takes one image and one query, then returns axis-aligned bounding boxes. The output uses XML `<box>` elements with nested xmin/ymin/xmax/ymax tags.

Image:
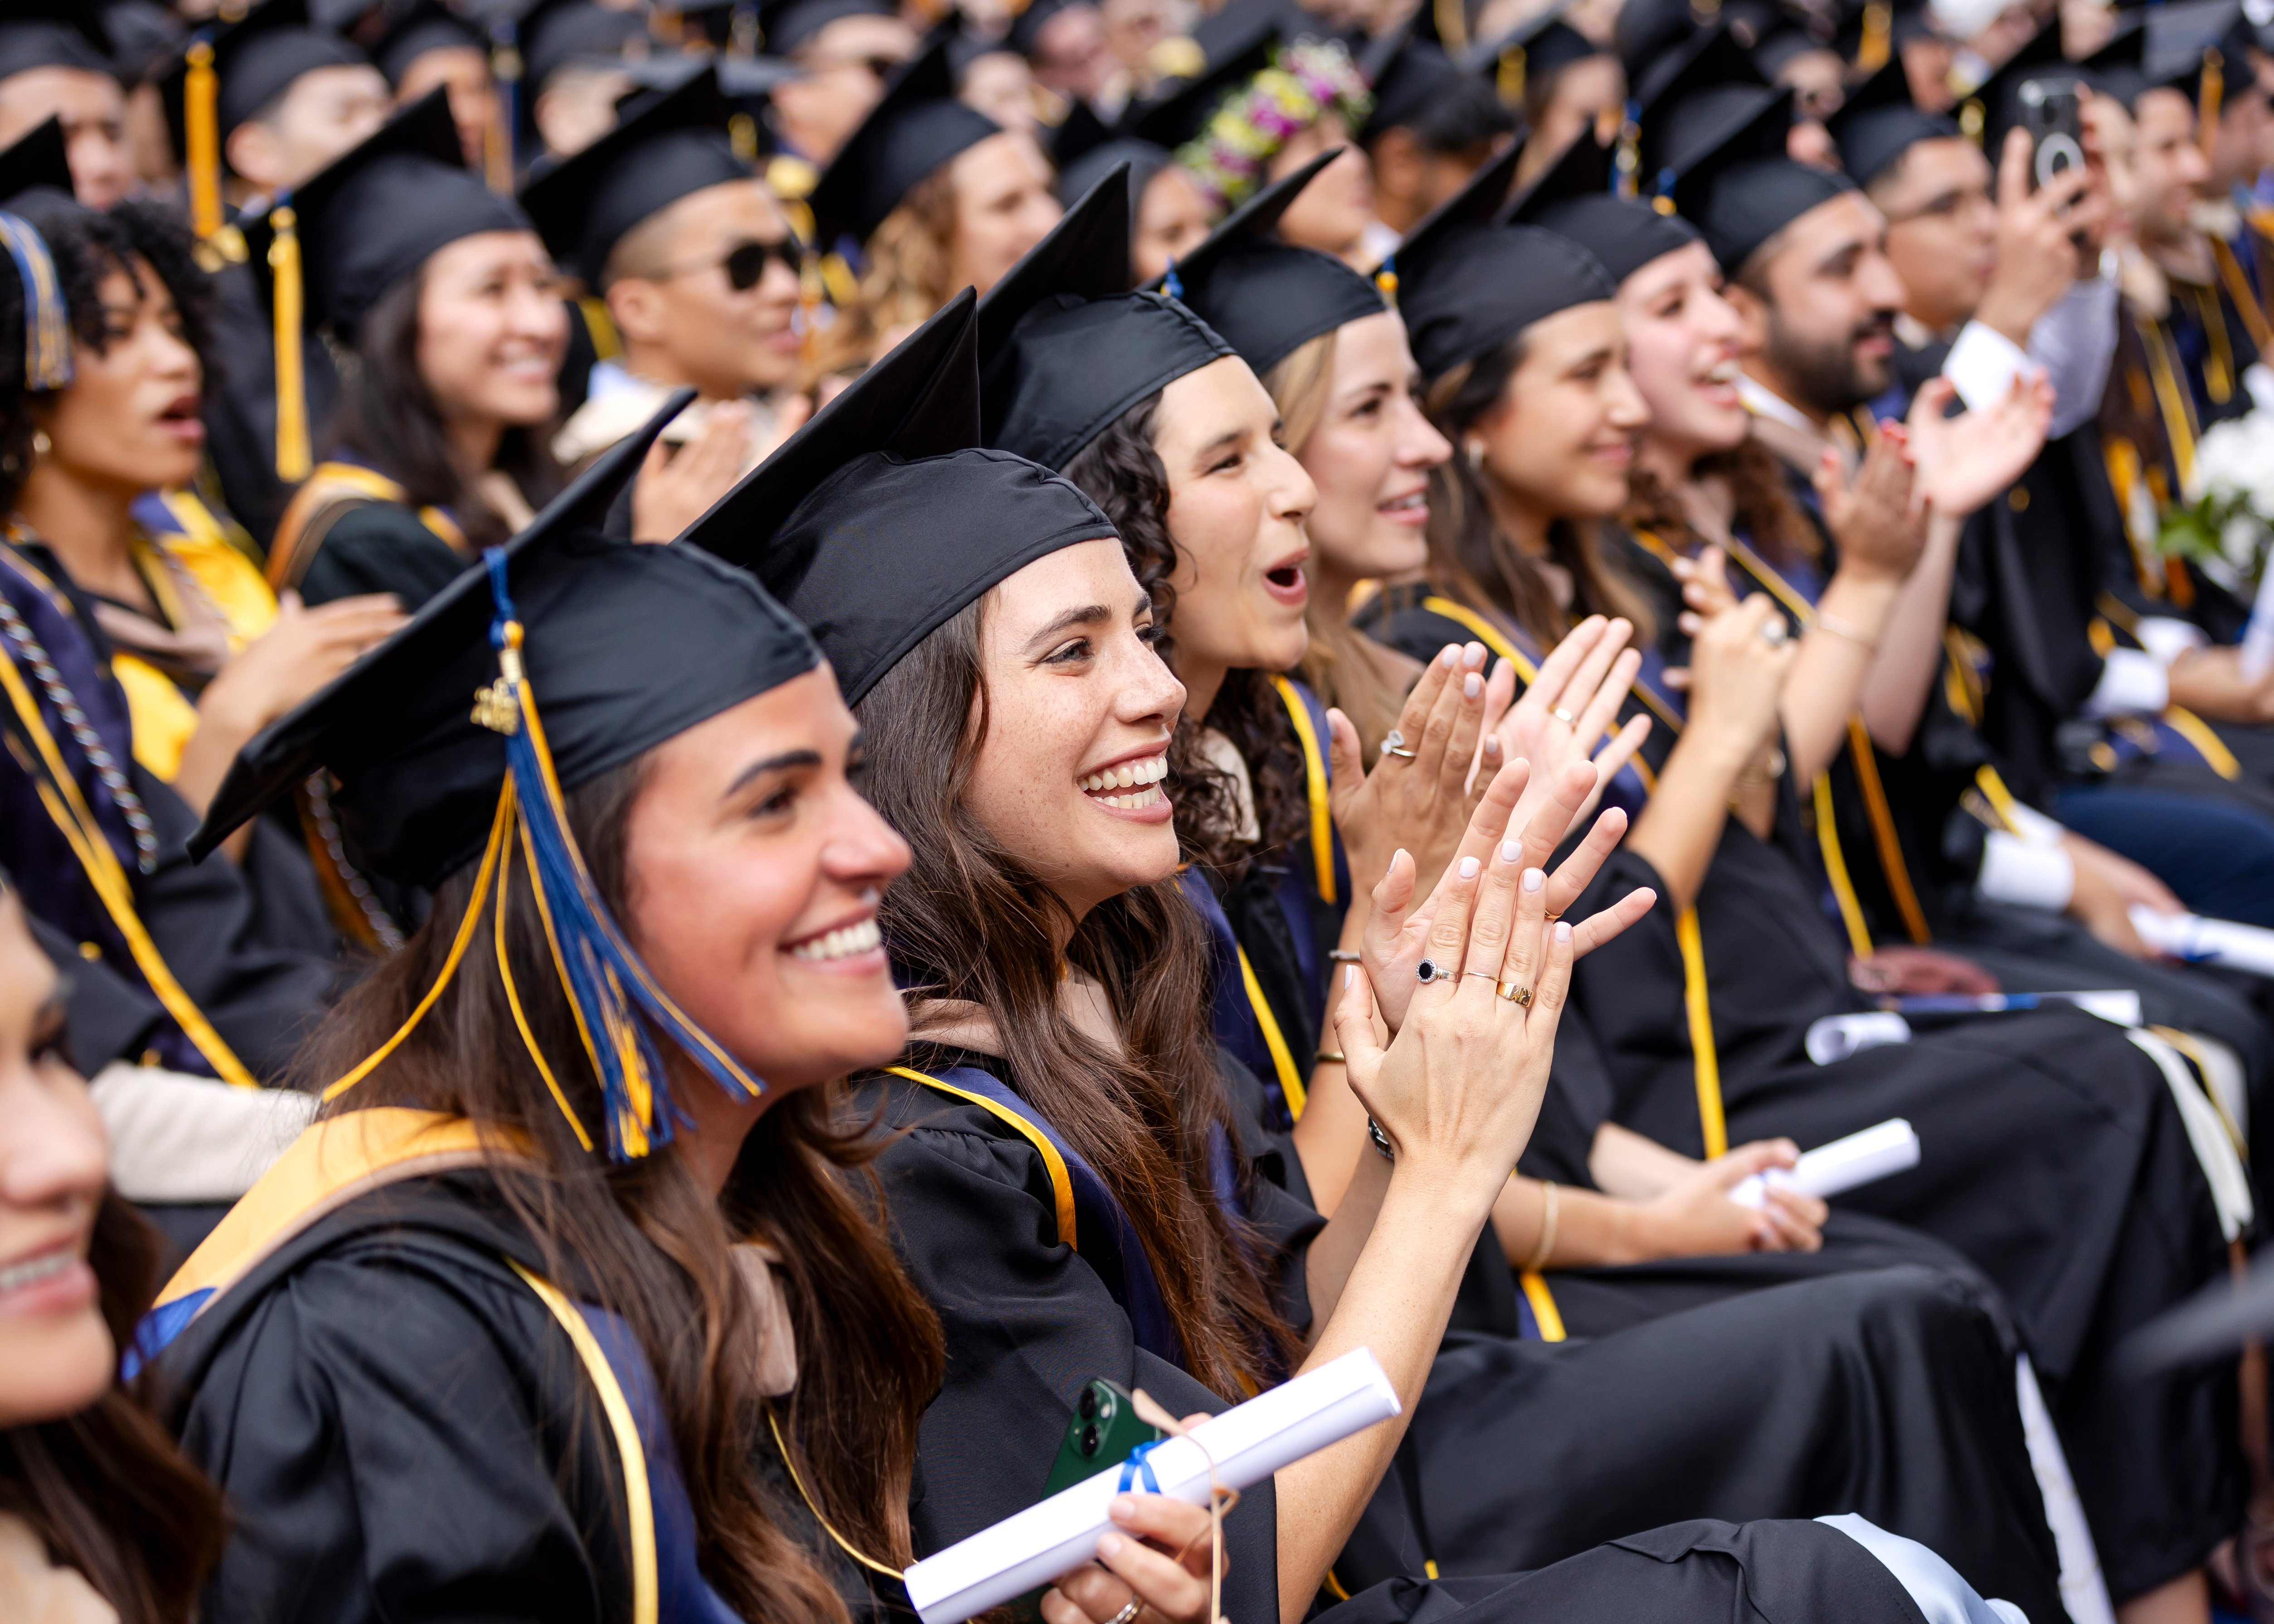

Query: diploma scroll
<box><xmin>1729</xmin><ymin>1118</ymin><xmax>1920</xmax><ymax>1209</ymax></box>
<box><xmin>902</xmin><ymin>1348</ymin><xmax>1402</xmax><ymax>1624</ymax></box>
<box><xmin>2131</xmin><ymin>907</ymin><xmax>2274</xmax><ymax>977</ymax></box>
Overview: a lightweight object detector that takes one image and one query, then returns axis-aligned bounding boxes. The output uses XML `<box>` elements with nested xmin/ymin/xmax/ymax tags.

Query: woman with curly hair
<box><xmin>0</xmin><ymin>870</ymin><xmax>225</xmax><ymax>1624</ymax></box>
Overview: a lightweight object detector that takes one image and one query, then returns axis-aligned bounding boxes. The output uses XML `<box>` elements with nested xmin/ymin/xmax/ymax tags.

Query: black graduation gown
<box><xmin>153</xmin><ymin>1167</ymin><xmax>899</xmax><ymax>1624</ymax></box>
<box><xmin>294</xmin><ymin>500</ymin><xmax>475</xmax><ymax>611</ymax></box>
<box><xmin>865</xmin><ymin>1043</ymin><xmax>2065</xmax><ymax>1619</ymax></box>
<box><xmin>1363</xmin><ymin>581</ymin><xmax>2243</xmax><ymax>1602</ymax></box>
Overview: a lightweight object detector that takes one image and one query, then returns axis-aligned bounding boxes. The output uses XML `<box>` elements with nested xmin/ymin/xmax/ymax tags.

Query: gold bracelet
<box><xmin>1811</xmin><ymin>613</ymin><xmax>1880</xmax><ymax>655</ymax></box>
<box><xmin>1522</xmin><ymin>1180</ymin><xmax>1559</xmax><ymax>1271</ymax></box>
<box><xmin>1314</xmin><ymin>1049</ymin><xmax>1346</xmax><ymax>1065</ymax></box>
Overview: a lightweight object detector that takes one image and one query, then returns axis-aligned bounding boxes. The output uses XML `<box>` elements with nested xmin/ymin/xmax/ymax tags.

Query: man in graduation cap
<box><xmin>528</xmin><ymin>63</ymin><xmax>809</xmax><ymax>513</ymax></box>
<box><xmin>507</xmin><ymin>0</ymin><xmax>651</xmax><ymax>163</ymax></box>
<box><xmin>0</xmin><ymin>2</ymin><xmax>133</xmax><ymax>208</ymax></box>
<box><xmin>763</xmin><ymin>0</ymin><xmax>917</xmax><ymax>166</ymax></box>
<box><xmin>1466</xmin><ymin>6</ymin><xmax>1620</xmax><ymax>190</ymax></box>
<box><xmin>363</xmin><ymin>0</ymin><xmax>499</xmax><ymax>172</ymax></box>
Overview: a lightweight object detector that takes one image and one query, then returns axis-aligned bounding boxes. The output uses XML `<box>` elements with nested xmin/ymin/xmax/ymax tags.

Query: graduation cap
<box><xmin>194</xmin><ymin>389</ymin><xmax>811</xmax><ymax>1161</ymax></box>
<box><xmin>1389</xmin><ymin>138</ymin><xmax>1611</xmax><ymax>383</ymax></box>
<box><xmin>1160</xmin><ymin>147</ymin><xmax>1384</xmax><ymax>374</ymax></box>
<box><xmin>977</xmin><ymin>162</ymin><xmax>1235</xmax><ymax>470</ymax></box>
<box><xmin>1006</xmin><ymin>0</ymin><xmax>1082</xmax><ymax>61</ymax></box>
<box><xmin>159</xmin><ymin>0</ymin><xmax>372</xmax><ymax>238</ymax></box>
<box><xmin>1832</xmin><ymin>0</ymin><xmax>1934</xmax><ymax>72</ymax></box>
<box><xmin>807</xmin><ymin>31</ymin><xmax>1000</xmax><ymax>249</ymax></box>
<box><xmin>1956</xmin><ymin>17</ymin><xmax>2075</xmax><ymax>152</ymax></box>
<box><xmin>0</xmin><ymin>2</ymin><xmax>113</xmax><ymax>84</ymax></box>
<box><xmin>760</xmin><ymin>0</ymin><xmax>897</xmax><ymax>58</ymax></box>
<box><xmin>1058</xmin><ymin>135</ymin><xmax>1173</xmax><ymax>229</ymax></box>
<box><xmin>1361</xmin><ymin>19</ymin><xmax>1461</xmax><ymax>139</ymax></box>
<box><xmin>1502</xmin><ymin>129</ymin><xmax>1699</xmax><ymax>282</ymax></box>
<box><xmin>2080</xmin><ymin>11</ymin><xmax>2156</xmax><ymax>109</ymax></box>
<box><xmin>511</xmin><ymin>0</ymin><xmax>651</xmax><ymax>94</ymax></box>
<box><xmin>1827</xmin><ymin>55</ymin><xmax>1957</xmax><ymax>184</ymax></box>
<box><xmin>685</xmin><ymin>289</ymin><xmax>1120</xmax><ymax>705</ymax></box>
<box><xmin>242</xmin><ymin>88</ymin><xmax>526</xmax><ymax>480</ymax></box>
<box><xmin>521</xmin><ymin>62</ymin><xmax>753</xmax><ymax>286</ymax></box>
<box><xmin>100</xmin><ymin>0</ymin><xmax>186</xmax><ymax>86</ymax></box>
<box><xmin>1633</xmin><ymin>19</ymin><xmax>1772</xmax><ymax>181</ymax></box>
<box><xmin>1668</xmin><ymin>83</ymin><xmax>1853</xmax><ymax>271</ymax></box>
<box><xmin>1119</xmin><ymin>17</ymin><xmax>1279</xmax><ymax>150</ymax></box>
<box><xmin>1618</xmin><ymin>0</ymin><xmax>1725</xmax><ymax>94</ymax></box>
<box><xmin>2125</xmin><ymin>1247</ymin><xmax>2274</xmax><ymax>1372</ymax></box>
<box><xmin>1461</xmin><ymin>7</ymin><xmax>1605</xmax><ymax>110</ymax></box>
<box><xmin>369</xmin><ymin>0</ymin><xmax>485</xmax><ymax>89</ymax></box>
<box><xmin>0</xmin><ymin>121</ymin><xmax>77</xmax><ymax>392</ymax></box>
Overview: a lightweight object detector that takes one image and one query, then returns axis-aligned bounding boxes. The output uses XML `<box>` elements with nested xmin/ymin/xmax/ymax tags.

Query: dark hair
<box><xmin>0</xmin><ymin>1196</ymin><xmax>226</xmax><ymax>1624</ymax></box>
<box><xmin>1062</xmin><ymin>396</ymin><xmax>1311</xmax><ymax>873</ymax></box>
<box><xmin>856</xmin><ymin>601</ymin><xmax>1300</xmax><ymax>1397</ymax></box>
<box><xmin>1623</xmin><ymin>437</ymin><xmax>1819</xmax><ymax>567</ymax></box>
<box><xmin>1402</xmin><ymin>75</ymin><xmax>1519</xmax><ymax>160</ymax></box>
<box><xmin>328</xmin><ymin>269</ymin><xmax>565</xmax><ymax>552</ymax></box>
<box><xmin>290</xmin><ymin>759</ymin><xmax>941</xmax><ymax>1622</ymax></box>
<box><xmin>1420</xmin><ymin>333</ymin><xmax>1657</xmax><ymax>648</ymax></box>
<box><xmin>0</xmin><ymin>199</ymin><xmax>220</xmax><ymax>514</ymax></box>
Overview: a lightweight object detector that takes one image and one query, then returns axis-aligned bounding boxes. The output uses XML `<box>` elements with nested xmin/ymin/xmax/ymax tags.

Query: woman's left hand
<box><xmin>1328</xmin><ymin>641</ymin><xmax>1495</xmax><ymax>901</ymax></box>
<box><xmin>1905</xmin><ymin>373</ymin><xmax>2054</xmax><ymax>521</ymax></box>
<box><xmin>1041</xmin><ymin>1487</ymin><xmax>1226</xmax><ymax>1624</ymax></box>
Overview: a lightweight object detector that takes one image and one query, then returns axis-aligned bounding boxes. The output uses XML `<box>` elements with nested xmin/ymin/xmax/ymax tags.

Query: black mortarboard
<box><xmin>1669</xmin><ymin>84</ymin><xmax>1852</xmax><ymax>271</ymax></box>
<box><xmin>1503</xmin><ymin>130</ymin><xmax>1699</xmax><ymax>282</ymax></box>
<box><xmin>687</xmin><ymin>291</ymin><xmax>1120</xmax><ymax>703</ymax></box>
<box><xmin>978</xmin><ymin>163</ymin><xmax>1236</xmax><ymax>470</ymax></box>
<box><xmin>1827</xmin><ymin>56</ymin><xmax>1957</xmax><ymax>184</ymax></box>
<box><xmin>1058</xmin><ymin>135</ymin><xmax>1171</xmax><ymax>226</ymax></box>
<box><xmin>1362</xmin><ymin>19</ymin><xmax>1460</xmax><ymax>140</ymax></box>
<box><xmin>192</xmin><ymin>388</ymin><xmax>821</xmax><ymax>894</ymax></box>
<box><xmin>1959</xmin><ymin>18</ymin><xmax>2075</xmax><ymax>153</ymax></box>
<box><xmin>159</xmin><ymin>0</ymin><xmax>369</xmax><ymax>157</ymax></box>
<box><xmin>243</xmin><ymin>87</ymin><xmax>528</xmax><ymax>340</ymax></box>
<box><xmin>1462</xmin><ymin>8</ymin><xmax>1603</xmax><ymax>106</ymax></box>
<box><xmin>1007</xmin><ymin>0</ymin><xmax>1078</xmax><ymax>59</ymax></box>
<box><xmin>370</xmin><ymin>0</ymin><xmax>483</xmax><ymax>87</ymax></box>
<box><xmin>513</xmin><ymin>0</ymin><xmax>650</xmax><ymax>93</ymax></box>
<box><xmin>807</xmin><ymin>31</ymin><xmax>1000</xmax><ymax>248</ymax></box>
<box><xmin>2080</xmin><ymin>12</ymin><xmax>2154</xmax><ymax>108</ymax></box>
<box><xmin>521</xmin><ymin>63</ymin><xmax>751</xmax><ymax>286</ymax></box>
<box><xmin>1634</xmin><ymin>19</ymin><xmax>1770</xmax><ymax>178</ymax></box>
<box><xmin>1391</xmin><ymin>139</ymin><xmax>1613</xmax><ymax>382</ymax></box>
<box><xmin>1120</xmin><ymin>18</ymin><xmax>1278</xmax><ymax>150</ymax></box>
<box><xmin>102</xmin><ymin>0</ymin><xmax>186</xmax><ymax>85</ymax></box>
<box><xmin>2150</xmin><ymin>1</ymin><xmax>2262</xmax><ymax>113</ymax></box>
<box><xmin>1161</xmin><ymin>148</ymin><xmax>1385</xmax><ymax>374</ymax></box>
<box><xmin>1832</xmin><ymin>0</ymin><xmax>1933</xmax><ymax>69</ymax></box>
<box><xmin>0</xmin><ymin>3</ymin><xmax>113</xmax><ymax>83</ymax></box>
<box><xmin>1618</xmin><ymin>0</ymin><xmax>1725</xmax><ymax>96</ymax></box>
<box><xmin>761</xmin><ymin>0</ymin><xmax>895</xmax><ymax>58</ymax></box>
<box><xmin>0</xmin><ymin>118</ymin><xmax>77</xmax><ymax>209</ymax></box>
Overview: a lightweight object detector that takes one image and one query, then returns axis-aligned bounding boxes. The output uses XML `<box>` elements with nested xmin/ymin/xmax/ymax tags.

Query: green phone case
<box><xmin>1044</xmin><ymin>1378</ymin><xmax>1165</xmax><ymax>1498</ymax></box>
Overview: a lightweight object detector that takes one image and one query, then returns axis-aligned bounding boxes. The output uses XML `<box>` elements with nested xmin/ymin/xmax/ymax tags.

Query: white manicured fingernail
<box><xmin>1345</xmin><ymin>965</ymin><xmax>1356</xmax><ymax>987</ymax></box>
<box><xmin>1554</xmin><ymin>921</ymin><xmax>1572</xmax><ymax>942</ymax></box>
<box><xmin>1438</xmin><ymin>645</ymin><xmax>1458</xmax><ymax>667</ymax></box>
<box><xmin>1459</xmin><ymin>855</ymin><xmax>1480</xmax><ymax>879</ymax></box>
<box><xmin>1483</xmin><ymin>735</ymin><xmax>1501</xmax><ymax>755</ymax></box>
<box><xmin>1500</xmin><ymin>839</ymin><xmax>1520</xmax><ymax>863</ymax></box>
<box><xmin>1463</xmin><ymin>643</ymin><xmax>1485</xmax><ymax>668</ymax></box>
<box><xmin>1522</xmin><ymin>868</ymin><xmax>1544</xmax><ymax>892</ymax></box>
<box><xmin>1464</xmin><ymin>672</ymin><xmax>1482</xmax><ymax>698</ymax></box>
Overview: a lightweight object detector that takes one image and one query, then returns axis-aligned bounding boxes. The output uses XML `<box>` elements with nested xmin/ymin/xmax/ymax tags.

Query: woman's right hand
<box><xmin>1490</xmin><ymin>614</ymin><xmax>1651</xmax><ymax>836</ymax></box>
<box><xmin>1633</xmin><ymin>1140</ymin><xmax>1826</xmax><ymax>1258</ymax></box>
<box><xmin>201</xmin><ymin>590</ymin><xmax>406</xmax><ymax>739</ymax></box>
<box><xmin>1667</xmin><ymin>594</ymin><xmax>1796</xmax><ymax>762</ymax></box>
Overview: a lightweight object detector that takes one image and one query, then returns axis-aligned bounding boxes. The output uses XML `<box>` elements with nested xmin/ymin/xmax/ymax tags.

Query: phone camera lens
<box><xmin>1079</xmin><ymin>1390</ymin><xmax>1098</xmax><ymax>1420</ymax></box>
<box><xmin>1082</xmin><ymin>1423</ymin><xmax>1101</xmax><ymax>1454</ymax></box>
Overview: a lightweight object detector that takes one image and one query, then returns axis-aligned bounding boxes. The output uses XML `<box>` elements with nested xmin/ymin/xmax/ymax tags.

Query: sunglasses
<box><xmin>652</xmin><ymin>238</ymin><xmax>806</xmax><ymax>291</ymax></box>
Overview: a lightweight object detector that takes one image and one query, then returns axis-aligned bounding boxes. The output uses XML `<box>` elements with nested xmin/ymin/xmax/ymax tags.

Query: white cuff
<box><xmin>1978</xmin><ymin>829</ymin><xmax>2077</xmax><ymax>910</ymax></box>
<box><xmin>89</xmin><ymin>1064</ymin><xmax>316</xmax><ymax>1204</ymax></box>
<box><xmin>2248</xmin><ymin>362</ymin><xmax>2274</xmax><ymax>413</ymax></box>
<box><xmin>2133</xmin><ymin>615</ymin><xmax>2210</xmax><ymax>667</ymax></box>
<box><xmin>1942</xmin><ymin>320</ymin><xmax>2032</xmax><ymax>413</ymax></box>
<box><xmin>2081</xmin><ymin>647</ymin><xmax>2170</xmax><ymax>717</ymax></box>
<box><xmin>2003</xmin><ymin>799</ymin><xmax>2068</xmax><ymax>847</ymax></box>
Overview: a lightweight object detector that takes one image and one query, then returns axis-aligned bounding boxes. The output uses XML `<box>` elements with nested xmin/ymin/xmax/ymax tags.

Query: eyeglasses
<box><xmin>648</xmin><ymin>238</ymin><xmax>807</xmax><ymax>291</ymax></box>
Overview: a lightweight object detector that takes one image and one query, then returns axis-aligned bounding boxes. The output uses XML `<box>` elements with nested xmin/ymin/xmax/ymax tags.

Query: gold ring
<box><xmin>1497</xmin><ymin>981</ymin><xmax>1532</xmax><ymax>1005</ymax></box>
<box><xmin>1108</xmin><ymin>1600</ymin><xmax>1142</xmax><ymax>1624</ymax></box>
<box><xmin>1550</xmin><ymin>706</ymin><xmax>1577</xmax><ymax>725</ymax></box>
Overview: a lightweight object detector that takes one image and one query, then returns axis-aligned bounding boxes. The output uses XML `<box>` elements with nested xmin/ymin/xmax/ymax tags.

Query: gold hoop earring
<box><xmin>31</xmin><ymin>430</ymin><xmax>49</xmax><ymax>456</ymax></box>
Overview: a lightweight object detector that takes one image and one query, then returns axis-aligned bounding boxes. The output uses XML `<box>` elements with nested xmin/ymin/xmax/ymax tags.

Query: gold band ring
<box><xmin>1497</xmin><ymin>981</ymin><xmax>1532</xmax><ymax>1005</ymax></box>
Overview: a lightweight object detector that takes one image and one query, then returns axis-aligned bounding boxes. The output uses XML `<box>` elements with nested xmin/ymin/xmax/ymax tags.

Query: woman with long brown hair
<box><xmin>133</xmin><ymin>379</ymin><xmax>1216</xmax><ymax>1624</ymax></box>
<box><xmin>0</xmin><ymin>871</ymin><xmax>224</xmax><ymax>1624</ymax></box>
<box><xmin>690</xmin><ymin>254</ymin><xmax>2042</xmax><ymax>1624</ymax></box>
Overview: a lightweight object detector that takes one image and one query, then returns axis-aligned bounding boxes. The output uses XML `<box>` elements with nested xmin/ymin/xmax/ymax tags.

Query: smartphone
<box><xmin>1043</xmin><ymin>1379</ymin><xmax>1164</xmax><ymax>1498</ymax></box>
<box><xmin>2016</xmin><ymin>77</ymin><xmax>2085</xmax><ymax>192</ymax></box>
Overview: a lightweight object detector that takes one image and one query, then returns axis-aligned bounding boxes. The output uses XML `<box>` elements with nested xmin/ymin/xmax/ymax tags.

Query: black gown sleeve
<box><xmin>178</xmin><ymin>1231</ymin><xmax>632</xmax><ymax>1624</ymax></box>
<box><xmin>296</xmin><ymin>502</ymin><xmax>473</xmax><ymax>611</ymax></box>
<box><xmin>863</xmin><ymin>1080</ymin><xmax>1281</xmax><ymax>1624</ymax></box>
<box><xmin>26</xmin><ymin>909</ymin><xmax>162</xmax><ymax>1073</ymax></box>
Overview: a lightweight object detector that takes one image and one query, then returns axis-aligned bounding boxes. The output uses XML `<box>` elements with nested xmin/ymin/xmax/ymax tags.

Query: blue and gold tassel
<box><xmin>0</xmin><ymin>211</ymin><xmax>73</xmax><ymax>390</ymax></box>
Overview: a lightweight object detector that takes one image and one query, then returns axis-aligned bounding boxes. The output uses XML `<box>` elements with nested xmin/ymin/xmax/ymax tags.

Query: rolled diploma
<box><xmin>903</xmin><ymin>1347</ymin><xmax>1402</xmax><ymax>1624</ymax></box>
<box><xmin>2242</xmin><ymin>561</ymin><xmax>2274</xmax><ymax>683</ymax></box>
<box><xmin>2130</xmin><ymin>906</ymin><xmax>2274</xmax><ymax>976</ymax></box>
<box><xmin>1729</xmin><ymin>1118</ymin><xmax>1920</xmax><ymax>1210</ymax></box>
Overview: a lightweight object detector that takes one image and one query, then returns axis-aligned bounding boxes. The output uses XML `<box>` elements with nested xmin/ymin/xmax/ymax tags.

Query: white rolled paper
<box><xmin>1729</xmin><ymin>1118</ymin><xmax>1921</xmax><ymax>1210</ymax></box>
<box><xmin>2130</xmin><ymin>906</ymin><xmax>2274</xmax><ymax>977</ymax></box>
<box><xmin>1804</xmin><ymin>1010</ymin><xmax>1913</xmax><ymax>1065</ymax></box>
<box><xmin>902</xmin><ymin>1347</ymin><xmax>1403</xmax><ymax>1624</ymax></box>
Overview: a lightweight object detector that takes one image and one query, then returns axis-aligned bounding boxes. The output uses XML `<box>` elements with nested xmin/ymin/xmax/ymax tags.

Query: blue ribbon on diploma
<box><xmin>1118</xmin><ymin>1440</ymin><xmax>1164</xmax><ymax>1493</ymax></box>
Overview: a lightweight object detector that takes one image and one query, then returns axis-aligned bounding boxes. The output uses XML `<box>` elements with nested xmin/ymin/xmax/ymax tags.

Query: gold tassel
<box><xmin>1856</xmin><ymin>1</ymin><xmax>1891</xmax><ymax>71</ymax></box>
<box><xmin>487</xmin><ymin>39</ymin><xmax>521</xmax><ymax>194</ymax></box>
<box><xmin>185</xmin><ymin>39</ymin><xmax>221</xmax><ymax>240</ymax></box>
<box><xmin>1433</xmin><ymin>0</ymin><xmax>1467</xmax><ymax>53</ymax></box>
<box><xmin>2201</xmin><ymin>49</ymin><xmax>2225</xmax><ymax>156</ymax></box>
<box><xmin>1497</xmin><ymin>44</ymin><xmax>1525</xmax><ymax>108</ymax></box>
<box><xmin>268</xmin><ymin>204</ymin><xmax>310</xmax><ymax>483</ymax></box>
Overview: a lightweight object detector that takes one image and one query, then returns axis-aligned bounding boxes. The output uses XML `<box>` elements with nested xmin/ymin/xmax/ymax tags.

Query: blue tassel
<box><xmin>0</xmin><ymin>212</ymin><xmax>71</xmax><ymax>391</ymax></box>
<box><xmin>1161</xmin><ymin>259</ymin><xmax>1183</xmax><ymax>300</ymax></box>
<box><xmin>482</xmin><ymin>549</ymin><xmax>766</xmax><ymax>1160</ymax></box>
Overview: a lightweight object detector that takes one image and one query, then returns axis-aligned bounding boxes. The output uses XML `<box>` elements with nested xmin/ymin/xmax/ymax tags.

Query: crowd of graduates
<box><xmin>23</xmin><ymin>0</ymin><xmax>2274</xmax><ymax>1620</ymax></box>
